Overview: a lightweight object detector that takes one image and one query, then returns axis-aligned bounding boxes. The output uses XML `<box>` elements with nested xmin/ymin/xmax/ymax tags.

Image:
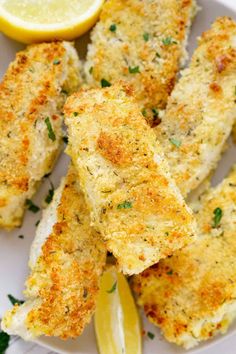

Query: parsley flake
<box><xmin>166</xmin><ymin>270</ymin><xmax>173</xmax><ymax>275</ymax></box>
<box><xmin>143</xmin><ymin>32</ymin><xmax>150</xmax><ymax>42</ymax></box>
<box><xmin>45</xmin><ymin>117</ymin><xmax>56</xmax><ymax>141</ymax></box>
<box><xmin>107</xmin><ymin>281</ymin><xmax>117</xmax><ymax>293</ymax></box>
<box><xmin>45</xmin><ymin>182</ymin><xmax>54</xmax><ymax>204</ymax></box>
<box><xmin>141</xmin><ymin>108</ymin><xmax>147</xmax><ymax>117</ymax></box>
<box><xmin>8</xmin><ymin>294</ymin><xmax>24</xmax><ymax>306</ymax></box>
<box><xmin>169</xmin><ymin>138</ymin><xmax>182</xmax><ymax>148</ymax></box>
<box><xmin>63</xmin><ymin>136</ymin><xmax>68</xmax><ymax>144</ymax></box>
<box><xmin>213</xmin><ymin>207</ymin><xmax>223</xmax><ymax>228</ymax></box>
<box><xmin>109</xmin><ymin>24</ymin><xmax>117</xmax><ymax>32</ymax></box>
<box><xmin>117</xmin><ymin>201</ymin><xmax>132</xmax><ymax>209</ymax></box>
<box><xmin>147</xmin><ymin>331</ymin><xmax>155</xmax><ymax>340</ymax></box>
<box><xmin>53</xmin><ymin>58</ymin><xmax>61</xmax><ymax>65</ymax></box>
<box><xmin>35</xmin><ymin>220</ymin><xmax>40</xmax><ymax>227</ymax></box>
<box><xmin>73</xmin><ymin>112</ymin><xmax>79</xmax><ymax>117</ymax></box>
<box><xmin>162</xmin><ymin>37</ymin><xmax>177</xmax><ymax>46</ymax></box>
<box><xmin>101</xmin><ymin>78</ymin><xmax>112</xmax><ymax>88</ymax></box>
<box><xmin>0</xmin><ymin>331</ymin><xmax>10</xmax><ymax>354</ymax></box>
<box><xmin>152</xmin><ymin>108</ymin><xmax>159</xmax><ymax>118</ymax></box>
<box><xmin>129</xmin><ymin>66</ymin><xmax>140</xmax><ymax>74</ymax></box>
<box><xmin>18</xmin><ymin>235</ymin><xmax>24</xmax><ymax>239</ymax></box>
<box><xmin>89</xmin><ymin>66</ymin><xmax>93</xmax><ymax>74</ymax></box>
<box><xmin>156</xmin><ymin>52</ymin><xmax>161</xmax><ymax>58</ymax></box>
<box><xmin>26</xmin><ymin>199</ymin><xmax>40</xmax><ymax>213</ymax></box>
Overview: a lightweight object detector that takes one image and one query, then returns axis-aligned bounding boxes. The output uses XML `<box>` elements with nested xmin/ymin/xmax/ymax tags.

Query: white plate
<box><xmin>0</xmin><ymin>0</ymin><xmax>236</xmax><ymax>353</ymax></box>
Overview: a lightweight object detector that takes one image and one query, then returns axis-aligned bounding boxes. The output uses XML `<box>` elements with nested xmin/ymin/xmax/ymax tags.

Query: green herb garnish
<box><xmin>18</xmin><ymin>235</ymin><xmax>24</xmax><ymax>239</ymax></box>
<box><xmin>166</xmin><ymin>270</ymin><xmax>173</xmax><ymax>275</ymax></box>
<box><xmin>0</xmin><ymin>331</ymin><xmax>10</xmax><ymax>354</ymax></box>
<box><xmin>213</xmin><ymin>207</ymin><xmax>223</xmax><ymax>228</ymax></box>
<box><xmin>162</xmin><ymin>37</ymin><xmax>177</xmax><ymax>46</ymax></box>
<box><xmin>45</xmin><ymin>182</ymin><xmax>54</xmax><ymax>204</ymax></box>
<box><xmin>45</xmin><ymin>117</ymin><xmax>56</xmax><ymax>142</ymax></box>
<box><xmin>53</xmin><ymin>58</ymin><xmax>61</xmax><ymax>65</ymax></box>
<box><xmin>152</xmin><ymin>108</ymin><xmax>159</xmax><ymax>118</ymax></box>
<box><xmin>73</xmin><ymin>112</ymin><xmax>79</xmax><ymax>117</ymax></box>
<box><xmin>143</xmin><ymin>32</ymin><xmax>149</xmax><ymax>42</ymax></box>
<box><xmin>169</xmin><ymin>138</ymin><xmax>182</xmax><ymax>148</ymax></box>
<box><xmin>35</xmin><ymin>220</ymin><xmax>40</xmax><ymax>227</ymax></box>
<box><xmin>147</xmin><ymin>331</ymin><xmax>155</xmax><ymax>340</ymax></box>
<box><xmin>141</xmin><ymin>108</ymin><xmax>147</xmax><ymax>117</ymax></box>
<box><xmin>63</xmin><ymin>136</ymin><xmax>68</xmax><ymax>144</ymax></box>
<box><xmin>26</xmin><ymin>199</ymin><xmax>40</xmax><ymax>213</ymax></box>
<box><xmin>117</xmin><ymin>201</ymin><xmax>133</xmax><ymax>209</ymax></box>
<box><xmin>8</xmin><ymin>294</ymin><xmax>24</xmax><ymax>306</ymax></box>
<box><xmin>89</xmin><ymin>66</ymin><xmax>93</xmax><ymax>74</ymax></box>
<box><xmin>156</xmin><ymin>52</ymin><xmax>161</xmax><ymax>58</ymax></box>
<box><xmin>107</xmin><ymin>281</ymin><xmax>117</xmax><ymax>293</ymax></box>
<box><xmin>101</xmin><ymin>79</ymin><xmax>112</xmax><ymax>88</ymax></box>
<box><xmin>129</xmin><ymin>66</ymin><xmax>140</xmax><ymax>74</ymax></box>
<box><xmin>109</xmin><ymin>24</ymin><xmax>117</xmax><ymax>32</ymax></box>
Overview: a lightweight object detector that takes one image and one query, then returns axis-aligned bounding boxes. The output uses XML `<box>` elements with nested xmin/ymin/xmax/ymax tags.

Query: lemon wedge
<box><xmin>95</xmin><ymin>267</ymin><xmax>142</xmax><ymax>354</ymax></box>
<box><xmin>0</xmin><ymin>0</ymin><xmax>104</xmax><ymax>43</ymax></box>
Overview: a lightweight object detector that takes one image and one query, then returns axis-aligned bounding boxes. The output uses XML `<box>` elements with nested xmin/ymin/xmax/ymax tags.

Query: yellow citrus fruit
<box><xmin>0</xmin><ymin>0</ymin><xmax>104</xmax><ymax>43</ymax></box>
<box><xmin>95</xmin><ymin>267</ymin><xmax>142</xmax><ymax>354</ymax></box>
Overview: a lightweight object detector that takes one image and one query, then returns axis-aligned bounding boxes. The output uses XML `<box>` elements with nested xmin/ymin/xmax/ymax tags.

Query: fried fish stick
<box><xmin>64</xmin><ymin>84</ymin><xmax>196</xmax><ymax>275</ymax></box>
<box><xmin>84</xmin><ymin>0</ymin><xmax>198</xmax><ymax>126</ymax></box>
<box><xmin>155</xmin><ymin>17</ymin><xmax>236</xmax><ymax>197</ymax></box>
<box><xmin>132</xmin><ymin>166</ymin><xmax>236</xmax><ymax>349</ymax></box>
<box><xmin>0</xmin><ymin>42</ymin><xmax>82</xmax><ymax>230</ymax></box>
<box><xmin>2</xmin><ymin>165</ymin><xmax>106</xmax><ymax>340</ymax></box>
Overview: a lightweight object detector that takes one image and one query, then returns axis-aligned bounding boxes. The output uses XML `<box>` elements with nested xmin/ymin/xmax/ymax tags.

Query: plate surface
<box><xmin>0</xmin><ymin>0</ymin><xmax>236</xmax><ymax>353</ymax></box>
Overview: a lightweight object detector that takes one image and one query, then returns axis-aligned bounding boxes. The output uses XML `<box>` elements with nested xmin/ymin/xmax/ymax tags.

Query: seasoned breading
<box><xmin>0</xmin><ymin>41</ymin><xmax>82</xmax><ymax>230</ymax></box>
<box><xmin>64</xmin><ymin>84</ymin><xmax>196</xmax><ymax>275</ymax></box>
<box><xmin>84</xmin><ymin>0</ymin><xmax>197</xmax><ymax>126</ymax></box>
<box><xmin>132</xmin><ymin>166</ymin><xmax>236</xmax><ymax>349</ymax></box>
<box><xmin>2</xmin><ymin>165</ymin><xmax>106</xmax><ymax>340</ymax></box>
<box><xmin>154</xmin><ymin>17</ymin><xmax>236</xmax><ymax>197</ymax></box>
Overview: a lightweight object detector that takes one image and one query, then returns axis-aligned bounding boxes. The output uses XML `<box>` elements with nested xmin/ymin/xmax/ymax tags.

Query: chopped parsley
<box><xmin>45</xmin><ymin>117</ymin><xmax>56</xmax><ymax>141</ymax></box>
<box><xmin>162</xmin><ymin>37</ymin><xmax>177</xmax><ymax>46</ymax></box>
<box><xmin>89</xmin><ymin>66</ymin><xmax>93</xmax><ymax>74</ymax></box>
<box><xmin>0</xmin><ymin>331</ymin><xmax>10</xmax><ymax>354</ymax></box>
<box><xmin>109</xmin><ymin>24</ymin><xmax>117</xmax><ymax>32</ymax></box>
<box><xmin>143</xmin><ymin>32</ymin><xmax>150</xmax><ymax>42</ymax></box>
<box><xmin>61</xmin><ymin>89</ymin><xmax>68</xmax><ymax>95</ymax></box>
<box><xmin>35</xmin><ymin>220</ymin><xmax>40</xmax><ymax>227</ymax></box>
<box><xmin>129</xmin><ymin>66</ymin><xmax>140</xmax><ymax>74</ymax></box>
<box><xmin>152</xmin><ymin>108</ymin><xmax>159</xmax><ymax>118</ymax></box>
<box><xmin>8</xmin><ymin>294</ymin><xmax>24</xmax><ymax>306</ymax></box>
<box><xmin>147</xmin><ymin>331</ymin><xmax>155</xmax><ymax>340</ymax></box>
<box><xmin>156</xmin><ymin>52</ymin><xmax>161</xmax><ymax>58</ymax></box>
<box><xmin>18</xmin><ymin>235</ymin><xmax>24</xmax><ymax>239</ymax></box>
<box><xmin>101</xmin><ymin>78</ymin><xmax>112</xmax><ymax>88</ymax></box>
<box><xmin>141</xmin><ymin>108</ymin><xmax>147</xmax><ymax>117</ymax></box>
<box><xmin>117</xmin><ymin>201</ymin><xmax>132</xmax><ymax>209</ymax></box>
<box><xmin>63</xmin><ymin>136</ymin><xmax>68</xmax><ymax>144</ymax></box>
<box><xmin>73</xmin><ymin>112</ymin><xmax>79</xmax><ymax>117</ymax></box>
<box><xmin>213</xmin><ymin>207</ymin><xmax>223</xmax><ymax>228</ymax></box>
<box><xmin>45</xmin><ymin>182</ymin><xmax>54</xmax><ymax>204</ymax></box>
<box><xmin>26</xmin><ymin>199</ymin><xmax>40</xmax><ymax>213</ymax></box>
<box><xmin>166</xmin><ymin>270</ymin><xmax>173</xmax><ymax>275</ymax></box>
<box><xmin>53</xmin><ymin>58</ymin><xmax>61</xmax><ymax>65</ymax></box>
<box><xmin>169</xmin><ymin>138</ymin><xmax>182</xmax><ymax>148</ymax></box>
<box><xmin>107</xmin><ymin>281</ymin><xmax>117</xmax><ymax>293</ymax></box>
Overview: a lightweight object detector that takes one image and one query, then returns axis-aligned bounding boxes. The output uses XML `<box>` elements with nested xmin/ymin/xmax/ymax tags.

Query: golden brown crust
<box><xmin>84</xmin><ymin>0</ymin><xmax>197</xmax><ymax>125</ymax></box>
<box><xmin>155</xmin><ymin>17</ymin><xmax>236</xmax><ymax>197</ymax></box>
<box><xmin>132</xmin><ymin>166</ymin><xmax>236</xmax><ymax>348</ymax></box>
<box><xmin>3</xmin><ymin>166</ymin><xmax>106</xmax><ymax>339</ymax></box>
<box><xmin>0</xmin><ymin>41</ymin><xmax>81</xmax><ymax>229</ymax></box>
<box><xmin>64</xmin><ymin>84</ymin><xmax>196</xmax><ymax>275</ymax></box>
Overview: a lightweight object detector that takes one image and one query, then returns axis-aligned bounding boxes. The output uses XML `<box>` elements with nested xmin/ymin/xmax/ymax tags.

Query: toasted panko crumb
<box><xmin>155</xmin><ymin>17</ymin><xmax>236</xmax><ymax>197</ymax></box>
<box><xmin>0</xmin><ymin>41</ymin><xmax>82</xmax><ymax>230</ymax></box>
<box><xmin>84</xmin><ymin>0</ymin><xmax>198</xmax><ymax>126</ymax></box>
<box><xmin>132</xmin><ymin>166</ymin><xmax>236</xmax><ymax>349</ymax></box>
<box><xmin>64</xmin><ymin>84</ymin><xmax>196</xmax><ymax>275</ymax></box>
<box><xmin>2</xmin><ymin>165</ymin><xmax>106</xmax><ymax>340</ymax></box>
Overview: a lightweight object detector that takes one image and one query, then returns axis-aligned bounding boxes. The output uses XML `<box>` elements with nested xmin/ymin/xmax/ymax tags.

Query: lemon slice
<box><xmin>0</xmin><ymin>0</ymin><xmax>103</xmax><ymax>43</ymax></box>
<box><xmin>95</xmin><ymin>267</ymin><xmax>142</xmax><ymax>354</ymax></box>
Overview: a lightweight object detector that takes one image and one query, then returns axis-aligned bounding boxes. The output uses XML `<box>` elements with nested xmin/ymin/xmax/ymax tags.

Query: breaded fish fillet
<box><xmin>132</xmin><ymin>166</ymin><xmax>236</xmax><ymax>349</ymax></box>
<box><xmin>0</xmin><ymin>41</ymin><xmax>82</xmax><ymax>230</ymax></box>
<box><xmin>64</xmin><ymin>84</ymin><xmax>196</xmax><ymax>275</ymax></box>
<box><xmin>2</xmin><ymin>165</ymin><xmax>106</xmax><ymax>340</ymax></box>
<box><xmin>84</xmin><ymin>0</ymin><xmax>197</xmax><ymax>126</ymax></box>
<box><xmin>154</xmin><ymin>17</ymin><xmax>236</xmax><ymax>197</ymax></box>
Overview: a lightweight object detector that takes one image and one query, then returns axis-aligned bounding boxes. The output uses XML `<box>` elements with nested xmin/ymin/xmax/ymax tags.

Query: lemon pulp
<box><xmin>95</xmin><ymin>267</ymin><xmax>142</xmax><ymax>354</ymax></box>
